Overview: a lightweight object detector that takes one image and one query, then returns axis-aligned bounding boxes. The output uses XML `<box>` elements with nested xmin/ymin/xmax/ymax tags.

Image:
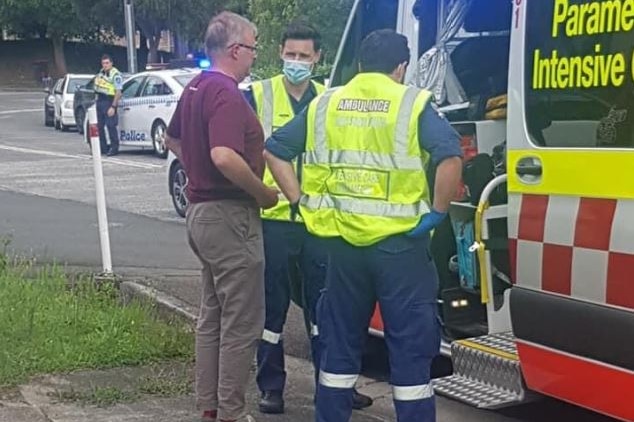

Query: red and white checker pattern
<box><xmin>508</xmin><ymin>194</ymin><xmax>634</xmax><ymax>310</ymax></box>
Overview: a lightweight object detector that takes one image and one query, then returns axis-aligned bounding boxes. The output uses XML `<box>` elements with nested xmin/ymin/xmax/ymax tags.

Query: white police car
<box><xmin>84</xmin><ymin>68</ymin><xmax>199</xmax><ymax>158</ymax></box>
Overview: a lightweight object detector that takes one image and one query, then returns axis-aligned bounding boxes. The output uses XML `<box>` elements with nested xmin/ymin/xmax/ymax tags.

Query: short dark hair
<box><xmin>101</xmin><ymin>54</ymin><xmax>113</xmax><ymax>63</ymax></box>
<box><xmin>359</xmin><ymin>29</ymin><xmax>410</xmax><ymax>74</ymax></box>
<box><xmin>281</xmin><ymin>20</ymin><xmax>321</xmax><ymax>52</ymax></box>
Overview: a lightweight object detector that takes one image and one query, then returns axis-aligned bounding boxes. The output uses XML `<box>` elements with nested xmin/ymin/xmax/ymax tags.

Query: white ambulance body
<box><xmin>329</xmin><ymin>0</ymin><xmax>634</xmax><ymax>420</ymax></box>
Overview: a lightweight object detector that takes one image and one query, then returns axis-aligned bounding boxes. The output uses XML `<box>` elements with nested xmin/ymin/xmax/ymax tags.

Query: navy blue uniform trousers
<box><xmin>315</xmin><ymin>234</ymin><xmax>440</xmax><ymax>422</ymax></box>
<box><xmin>96</xmin><ymin>97</ymin><xmax>119</xmax><ymax>154</ymax></box>
<box><xmin>256</xmin><ymin>220</ymin><xmax>327</xmax><ymax>393</ymax></box>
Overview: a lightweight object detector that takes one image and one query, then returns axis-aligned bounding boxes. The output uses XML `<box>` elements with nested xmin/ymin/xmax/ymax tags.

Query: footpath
<box><xmin>0</xmin><ymin>271</ymin><xmax>395</xmax><ymax>422</ymax></box>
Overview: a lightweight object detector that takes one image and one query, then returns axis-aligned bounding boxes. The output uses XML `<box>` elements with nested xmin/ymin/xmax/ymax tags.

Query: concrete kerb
<box><xmin>118</xmin><ymin>280</ymin><xmax>199</xmax><ymax>326</ymax></box>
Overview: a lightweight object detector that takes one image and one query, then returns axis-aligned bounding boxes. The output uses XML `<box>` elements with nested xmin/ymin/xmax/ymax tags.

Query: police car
<box><xmin>84</xmin><ymin>68</ymin><xmax>199</xmax><ymax>158</ymax></box>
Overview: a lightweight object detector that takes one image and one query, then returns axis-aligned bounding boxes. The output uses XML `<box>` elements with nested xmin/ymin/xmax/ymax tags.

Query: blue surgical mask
<box><xmin>283</xmin><ymin>60</ymin><xmax>313</xmax><ymax>85</ymax></box>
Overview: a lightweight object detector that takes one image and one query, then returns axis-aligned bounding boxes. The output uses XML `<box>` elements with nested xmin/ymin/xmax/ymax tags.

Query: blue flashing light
<box><xmin>198</xmin><ymin>58</ymin><xmax>211</xmax><ymax>69</ymax></box>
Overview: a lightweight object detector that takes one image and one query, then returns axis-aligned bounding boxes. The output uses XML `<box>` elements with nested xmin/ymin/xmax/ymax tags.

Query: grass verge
<box><xmin>0</xmin><ymin>257</ymin><xmax>193</xmax><ymax>387</ymax></box>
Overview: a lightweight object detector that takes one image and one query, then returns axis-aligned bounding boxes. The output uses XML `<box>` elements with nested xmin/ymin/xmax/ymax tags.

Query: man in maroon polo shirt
<box><xmin>166</xmin><ymin>11</ymin><xmax>278</xmax><ymax>422</ymax></box>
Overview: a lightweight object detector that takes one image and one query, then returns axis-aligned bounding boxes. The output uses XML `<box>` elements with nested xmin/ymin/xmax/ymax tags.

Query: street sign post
<box><xmin>124</xmin><ymin>0</ymin><xmax>137</xmax><ymax>74</ymax></box>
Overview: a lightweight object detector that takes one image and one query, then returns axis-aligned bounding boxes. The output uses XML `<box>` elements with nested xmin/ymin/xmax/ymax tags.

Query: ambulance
<box><xmin>328</xmin><ymin>0</ymin><xmax>634</xmax><ymax>420</ymax></box>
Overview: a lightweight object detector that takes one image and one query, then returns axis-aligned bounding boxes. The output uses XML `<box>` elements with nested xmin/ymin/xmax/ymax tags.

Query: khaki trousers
<box><xmin>186</xmin><ymin>200</ymin><xmax>265</xmax><ymax>420</ymax></box>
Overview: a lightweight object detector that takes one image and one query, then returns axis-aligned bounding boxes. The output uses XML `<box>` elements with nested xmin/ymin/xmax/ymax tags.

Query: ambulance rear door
<box><xmin>329</xmin><ymin>0</ymin><xmax>420</xmax><ymax>87</ymax></box>
<box><xmin>507</xmin><ymin>1</ymin><xmax>634</xmax><ymax>420</ymax></box>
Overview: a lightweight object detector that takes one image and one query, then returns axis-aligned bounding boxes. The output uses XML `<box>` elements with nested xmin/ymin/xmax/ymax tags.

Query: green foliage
<box><xmin>0</xmin><ymin>0</ymin><xmax>91</xmax><ymax>39</ymax></box>
<box><xmin>0</xmin><ymin>263</ymin><xmax>193</xmax><ymax>387</ymax></box>
<box><xmin>0</xmin><ymin>0</ymin><xmax>355</xmax><ymax>71</ymax></box>
<box><xmin>248</xmin><ymin>0</ymin><xmax>354</xmax><ymax>70</ymax></box>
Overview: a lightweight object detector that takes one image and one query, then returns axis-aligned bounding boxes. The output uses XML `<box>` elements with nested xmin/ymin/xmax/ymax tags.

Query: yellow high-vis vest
<box><xmin>252</xmin><ymin>74</ymin><xmax>325</xmax><ymax>222</ymax></box>
<box><xmin>301</xmin><ymin>73</ymin><xmax>433</xmax><ymax>246</ymax></box>
<box><xmin>94</xmin><ymin>67</ymin><xmax>121</xmax><ymax>97</ymax></box>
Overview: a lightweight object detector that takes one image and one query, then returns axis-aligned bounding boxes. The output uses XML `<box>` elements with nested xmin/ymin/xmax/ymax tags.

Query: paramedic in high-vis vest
<box><xmin>264</xmin><ymin>29</ymin><xmax>463</xmax><ymax>422</ymax></box>
<box><xmin>246</xmin><ymin>21</ymin><xmax>372</xmax><ymax>414</ymax></box>
<box><xmin>93</xmin><ymin>54</ymin><xmax>123</xmax><ymax>156</ymax></box>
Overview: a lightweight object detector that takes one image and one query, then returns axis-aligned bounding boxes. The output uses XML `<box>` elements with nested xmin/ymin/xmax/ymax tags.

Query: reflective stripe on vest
<box><xmin>259</xmin><ymin>78</ymin><xmax>275</xmax><ymax>138</ymax></box>
<box><xmin>300</xmin><ymin>73</ymin><xmax>432</xmax><ymax>246</ymax></box>
<box><xmin>306</xmin><ymin>86</ymin><xmax>421</xmax><ymax>169</ymax></box>
<box><xmin>301</xmin><ymin>195</ymin><xmax>429</xmax><ymax>218</ymax></box>
<box><xmin>252</xmin><ymin>75</ymin><xmax>325</xmax><ymax>222</ymax></box>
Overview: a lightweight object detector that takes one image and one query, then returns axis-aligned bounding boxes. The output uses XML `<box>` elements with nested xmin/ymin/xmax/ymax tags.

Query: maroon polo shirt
<box><xmin>167</xmin><ymin>71</ymin><xmax>265</xmax><ymax>204</ymax></box>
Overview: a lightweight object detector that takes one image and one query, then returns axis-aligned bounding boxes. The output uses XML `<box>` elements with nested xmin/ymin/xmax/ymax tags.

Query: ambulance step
<box><xmin>433</xmin><ymin>332</ymin><xmax>527</xmax><ymax>409</ymax></box>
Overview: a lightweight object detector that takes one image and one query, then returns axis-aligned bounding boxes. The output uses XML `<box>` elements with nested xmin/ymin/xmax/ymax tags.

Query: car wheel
<box><xmin>84</xmin><ymin>116</ymin><xmax>93</xmax><ymax>150</ymax></box>
<box><xmin>152</xmin><ymin>120</ymin><xmax>168</xmax><ymax>159</ymax></box>
<box><xmin>170</xmin><ymin>161</ymin><xmax>188</xmax><ymax>218</ymax></box>
<box><xmin>75</xmin><ymin>108</ymin><xmax>85</xmax><ymax>135</ymax></box>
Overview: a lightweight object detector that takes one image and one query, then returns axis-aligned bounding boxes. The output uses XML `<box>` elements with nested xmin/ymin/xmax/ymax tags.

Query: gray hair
<box><xmin>205</xmin><ymin>11</ymin><xmax>257</xmax><ymax>57</ymax></box>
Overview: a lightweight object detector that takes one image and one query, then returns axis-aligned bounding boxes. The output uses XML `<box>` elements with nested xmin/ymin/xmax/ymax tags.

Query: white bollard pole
<box><xmin>88</xmin><ymin>107</ymin><xmax>113</xmax><ymax>274</ymax></box>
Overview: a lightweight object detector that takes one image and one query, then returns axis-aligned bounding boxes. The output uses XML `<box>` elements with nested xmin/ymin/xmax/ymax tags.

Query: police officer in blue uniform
<box><xmin>93</xmin><ymin>54</ymin><xmax>123</xmax><ymax>156</ymax></box>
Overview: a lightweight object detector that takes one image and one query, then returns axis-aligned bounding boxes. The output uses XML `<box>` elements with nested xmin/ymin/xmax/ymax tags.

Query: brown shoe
<box><xmin>200</xmin><ymin>410</ymin><xmax>216</xmax><ymax>421</ymax></box>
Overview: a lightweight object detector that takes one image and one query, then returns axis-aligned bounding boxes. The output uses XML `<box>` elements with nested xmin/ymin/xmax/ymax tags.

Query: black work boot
<box><xmin>352</xmin><ymin>388</ymin><xmax>373</xmax><ymax>409</ymax></box>
<box><xmin>259</xmin><ymin>390</ymin><xmax>284</xmax><ymax>414</ymax></box>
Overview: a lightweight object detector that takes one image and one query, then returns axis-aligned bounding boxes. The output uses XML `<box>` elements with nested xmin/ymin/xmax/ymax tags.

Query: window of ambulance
<box><xmin>329</xmin><ymin>0</ymin><xmax>398</xmax><ymax>87</ymax></box>
<box><xmin>525</xmin><ymin>0</ymin><xmax>634</xmax><ymax>149</ymax></box>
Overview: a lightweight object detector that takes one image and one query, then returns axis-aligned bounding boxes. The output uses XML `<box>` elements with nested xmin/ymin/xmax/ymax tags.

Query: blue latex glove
<box><xmin>406</xmin><ymin>209</ymin><xmax>447</xmax><ymax>238</ymax></box>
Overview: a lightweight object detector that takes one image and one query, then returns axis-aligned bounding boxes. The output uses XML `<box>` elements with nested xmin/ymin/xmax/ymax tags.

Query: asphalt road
<box><xmin>0</xmin><ymin>91</ymin><xmax>615</xmax><ymax>422</ymax></box>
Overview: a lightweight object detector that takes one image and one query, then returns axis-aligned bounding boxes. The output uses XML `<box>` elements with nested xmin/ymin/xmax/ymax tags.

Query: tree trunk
<box><xmin>51</xmin><ymin>36</ymin><xmax>67</xmax><ymax>76</ymax></box>
<box><xmin>173</xmin><ymin>31</ymin><xmax>189</xmax><ymax>59</ymax></box>
<box><xmin>138</xmin><ymin>33</ymin><xmax>147</xmax><ymax>65</ymax></box>
<box><xmin>148</xmin><ymin>34</ymin><xmax>160</xmax><ymax>64</ymax></box>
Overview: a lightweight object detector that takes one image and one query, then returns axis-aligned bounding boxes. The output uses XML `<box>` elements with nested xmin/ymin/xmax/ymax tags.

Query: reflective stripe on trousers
<box><xmin>392</xmin><ymin>384</ymin><xmax>434</xmax><ymax>401</ymax></box>
<box><xmin>319</xmin><ymin>371</ymin><xmax>359</xmax><ymax>389</ymax></box>
<box><xmin>261</xmin><ymin>329</ymin><xmax>281</xmax><ymax>344</ymax></box>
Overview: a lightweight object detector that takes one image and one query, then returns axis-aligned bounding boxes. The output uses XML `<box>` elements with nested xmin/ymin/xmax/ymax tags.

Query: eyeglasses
<box><xmin>229</xmin><ymin>43</ymin><xmax>258</xmax><ymax>53</ymax></box>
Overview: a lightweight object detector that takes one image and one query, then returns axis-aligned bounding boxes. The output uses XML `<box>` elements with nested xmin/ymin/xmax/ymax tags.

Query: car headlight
<box><xmin>47</xmin><ymin>95</ymin><xmax>55</xmax><ymax>104</ymax></box>
<box><xmin>64</xmin><ymin>100</ymin><xmax>74</xmax><ymax>109</ymax></box>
